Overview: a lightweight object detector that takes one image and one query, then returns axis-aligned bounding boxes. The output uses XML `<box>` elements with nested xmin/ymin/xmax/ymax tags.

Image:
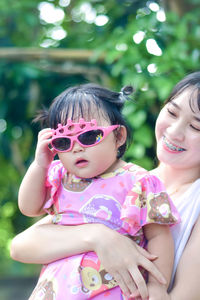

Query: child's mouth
<box><xmin>75</xmin><ymin>159</ymin><xmax>88</xmax><ymax>167</ymax></box>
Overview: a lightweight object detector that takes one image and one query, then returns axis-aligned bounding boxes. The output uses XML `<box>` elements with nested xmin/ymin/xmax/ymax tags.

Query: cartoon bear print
<box><xmin>79</xmin><ymin>259</ymin><xmax>117</xmax><ymax>297</ymax></box>
<box><xmin>148</xmin><ymin>192</ymin><xmax>177</xmax><ymax>223</ymax></box>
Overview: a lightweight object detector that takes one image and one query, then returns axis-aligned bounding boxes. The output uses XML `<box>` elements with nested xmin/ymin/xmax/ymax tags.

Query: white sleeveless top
<box><xmin>169</xmin><ymin>179</ymin><xmax>200</xmax><ymax>290</ymax></box>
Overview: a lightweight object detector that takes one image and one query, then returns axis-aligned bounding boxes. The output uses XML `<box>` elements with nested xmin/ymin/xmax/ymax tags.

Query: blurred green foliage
<box><xmin>0</xmin><ymin>0</ymin><xmax>199</xmax><ymax>277</ymax></box>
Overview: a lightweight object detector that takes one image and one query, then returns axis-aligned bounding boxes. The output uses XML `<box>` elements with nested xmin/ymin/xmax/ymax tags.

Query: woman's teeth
<box><xmin>163</xmin><ymin>137</ymin><xmax>185</xmax><ymax>152</ymax></box>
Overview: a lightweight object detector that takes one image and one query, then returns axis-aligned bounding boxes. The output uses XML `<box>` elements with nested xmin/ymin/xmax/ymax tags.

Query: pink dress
<box><xmin>29</xmin><ymin>160</ymin><xmax>180</xmax><ymax>300</ymax></box>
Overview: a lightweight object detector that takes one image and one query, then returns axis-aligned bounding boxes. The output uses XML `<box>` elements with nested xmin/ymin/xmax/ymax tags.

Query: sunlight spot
<box><xmin>11</xmin><ymin>126</ymin><xmax>22</xmax><ymax>139</ymax></box>
<box><xmin>59</xmin><ymin>0</ymin><xmax>70</xmax><ymax>7</ymax></box>
<box><xmin>148</xmin><ymin>1</ymin><xmax>160</xmax><ymax>12</ymax></box>
<box><xmin>38</xmin><ymin>2</ymin><xmax>65</xmax><ymax>24</ymax></box>
<box><xmin>80</xmin><ymin>3</ymin><xmax>96</xmax><ymax>23</ymax></box>
<box><xmin>40</xmin><ymin>39</ymin><xmax>58</xmax><ymax>48</ymax></box>
<box><xmin>0</xmin><ymin>119</ymin><xmax>7</xmax><ymax>133</ymax></box>
<box><xmin>95</xmin><ymin>15</ymin><xmax>109</xmax><ymax>26</ymax></box>
<box><xmin>116</xmin><ymin>43</ymin><xmax>128</xmax><ymax>51</ymax></box>
<box><xmin>133</xmin><ymin>31</ymin><xmax>145</xmax><ymax>44</ymax></box>
<box><xmin>141</xmin><ymin>83</ymin><xmax>149</xmax><ymax>91</ymax></box>
<box><xmin>146</xmin><ymin>39</ymin><xmax>162</xmax><ymax>56</ymax></box>
<box><xmin>47</xmin><ymin>26</ymin><xmax>67</xmax><ymax>40</ymax></box>
<box><xmin>135</xmin><ymin>64</ymin><xmax>142</xmax><ymax>73</ymax></box>
<box><xmin>147</xmin><ymin>63</ymin><xmax>157</xmax><ymax>73</ymax></box>
<box><xmin>157</xmin><ymin>9</ymin><xmax>166</xmax><ymax>22</ymax></box>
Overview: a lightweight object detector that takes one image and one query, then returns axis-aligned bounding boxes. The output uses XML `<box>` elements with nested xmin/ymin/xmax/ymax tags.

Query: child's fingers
<box><xmin>38</xmin><ymin>128</ymin><xmax>53</xmax><ymax>141</ymax></box>
<box><xmin>48</xmin><ymin>144</ymin><xmax>57</xmax><ymax>155</ymax></box>
<box><xmin>35</xmin><ymin>130</ymin><xmax>57</xmax><ymax>160</ymax></box>
<box><xmin>37</xmin><ymin>132</ymin><xmax>54</xmax><ymax>149</ymax></box>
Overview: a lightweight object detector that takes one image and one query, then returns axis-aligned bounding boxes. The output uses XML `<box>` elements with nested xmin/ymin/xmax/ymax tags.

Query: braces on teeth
<box><xmin>163</xmin><ymin>137</ymin><xmax>185</xmax><ymax>152</ymax></box>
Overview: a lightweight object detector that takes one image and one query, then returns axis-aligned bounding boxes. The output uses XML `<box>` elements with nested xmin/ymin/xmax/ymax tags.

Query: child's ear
<box><xmin>116</xmin><ymin>126</ymin><xmax>127</xmax><ymax>147</ymax></box>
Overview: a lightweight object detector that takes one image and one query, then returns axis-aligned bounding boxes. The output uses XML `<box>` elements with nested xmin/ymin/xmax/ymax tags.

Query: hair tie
<box><xmin>119</xmin><ymin>85</ymin><xmax>134</xmax><ymax>103</ymax></box>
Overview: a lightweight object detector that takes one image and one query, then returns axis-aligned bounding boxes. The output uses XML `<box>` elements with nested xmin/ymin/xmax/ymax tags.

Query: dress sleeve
<box><xmin>43</xmin><ymin>160</ymin><xmax>66</xmax><ymax>212</ymax></box>
<box><xmin>121</xmin><ymin>174</ymin><xmax>181</xmax><ymax>236</ymax></box>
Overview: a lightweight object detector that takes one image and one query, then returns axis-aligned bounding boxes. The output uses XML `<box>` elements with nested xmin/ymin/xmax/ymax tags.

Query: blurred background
<box><xmin>0</xmin><ymin>0</ymin><xmax>199</xmax><ymax>299</ymax></box>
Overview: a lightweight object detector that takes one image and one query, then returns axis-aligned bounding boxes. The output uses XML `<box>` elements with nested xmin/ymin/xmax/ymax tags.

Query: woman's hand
<box><xmin>34</xmin><ymin>128</ymin><xmax>56</xmax><ymax>169</ymax></box>
<box><xmin>90</xmin><ymin>225</ymin><xmax>166</xmax><ymax>299</ymax></box>
<box><xmin>146</xmin><ymin>281</ymin><xmax>170</xmax><ymax>300</ymax></box>
<box><xmin>135</xmin><ymin>282</ymin><xmax>170</xmax><ymax>300</ymax></box>
<box><xmin>11</xmin><ymin>220</ymin><xmax>166</xmax><ymax>299</ymax></box>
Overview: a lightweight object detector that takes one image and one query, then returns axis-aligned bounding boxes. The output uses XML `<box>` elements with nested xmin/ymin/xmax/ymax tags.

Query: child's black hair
<box><xmin>34</xmin><ymin>83</ymin><xmax>134</xmax><ymax>158</ymax></box>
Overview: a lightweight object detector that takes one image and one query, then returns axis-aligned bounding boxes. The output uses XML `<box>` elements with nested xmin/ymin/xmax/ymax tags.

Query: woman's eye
<box><xmin>190</xmin><ymin>125</ymin><xmax>200</xmax><ymax>131</ymax></box>
<box><xmin>167</xmin><ymin>109</ymin><xmax>176</xmax><ymax>117</ymax></box>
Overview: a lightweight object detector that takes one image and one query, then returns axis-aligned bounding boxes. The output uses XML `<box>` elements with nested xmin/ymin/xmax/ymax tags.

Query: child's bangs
<box><xmin>57</xmin><ymin>94</ymin><xmax>104</xmax><ymax>126</ymax></box>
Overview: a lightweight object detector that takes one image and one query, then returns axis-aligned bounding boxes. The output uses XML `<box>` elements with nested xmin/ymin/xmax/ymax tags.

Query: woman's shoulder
<box><xmin>191</xmin><ymin>178</ymin><xmax>200</xmax><ymax>190</ymax></box>
<box><xmin>193</xmin><ymin>214</ymin><xmax>200</xmax><ymax>232</ymax></box>
<box><xmin>126</xmin><ymin>163</ymin><xmax>149</xmax><ymax>176</ymax></box>
<box><xmin>182</xmin><ymin>179</ymin><xmax>200</xmax><ymax>203</ymax></box>
<box><xmin>126</xmin><ymin>163</ymin><xmax>161</xmax><ymax>184</ymax></box>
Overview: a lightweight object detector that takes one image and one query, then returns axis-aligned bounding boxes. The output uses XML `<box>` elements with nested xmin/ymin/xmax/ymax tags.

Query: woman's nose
<box><xmin>167</xmin><ymin>120</ymin><xmax>185</xmax><ymax>141</ymax></box>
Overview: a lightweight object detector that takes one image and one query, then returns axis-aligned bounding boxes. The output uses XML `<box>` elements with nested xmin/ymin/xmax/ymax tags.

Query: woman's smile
<box><xmin>162</xmin><ymin>136</ymin><xmax>186</xmax><ymax>153</ymax></box>
<box><xmin>155</xmin><ymin>88</ymin><xmax>200</xmax><ymax>171</ymax></box>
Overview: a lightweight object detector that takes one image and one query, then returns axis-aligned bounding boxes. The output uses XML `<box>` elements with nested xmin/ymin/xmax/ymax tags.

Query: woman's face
<box><xmin>155</xmin><ymin>88</ymin><xmax>200</xmax><ymax>170</ymax></box>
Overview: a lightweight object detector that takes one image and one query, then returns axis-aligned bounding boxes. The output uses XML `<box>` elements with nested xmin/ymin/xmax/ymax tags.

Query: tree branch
<box><xmin>162</xmin><ymin>0</ymin><xmax>198</xmax><ymax>16</ymax></box>
<box><xmin>0</xmin><ymin>48</ymin><xmax>104</xmax><ymax>62</ymax></box>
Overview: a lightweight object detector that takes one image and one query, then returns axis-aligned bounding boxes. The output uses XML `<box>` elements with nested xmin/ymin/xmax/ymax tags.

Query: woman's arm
<box><xmin>10</xmin><ymin>217</ymin><xmax>166</xmax><ymax>299</ymax></box>
<box><xmin>170</xmin><ymin>215</ymin><xmax>200</xmax><ymax>300</ymax></box>
<box><xmin>10</xmin><ymin>215</ymin><xmax>97</xmax><ymax>264</ymax></box>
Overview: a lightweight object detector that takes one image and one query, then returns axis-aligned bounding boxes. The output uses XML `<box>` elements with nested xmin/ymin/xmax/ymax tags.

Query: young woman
<box><xmin>10</xmin><ymin>72</ymin><xmax>200</xmax><ymax>299</ymax></box>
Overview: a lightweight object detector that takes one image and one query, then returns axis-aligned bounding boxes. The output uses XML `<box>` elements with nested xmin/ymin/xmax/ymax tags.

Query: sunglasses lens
<box><xmin>78</xmin><ymin>130</ymin><xmax>104</xmax><ymax>146</ymax></box>
<box><xmin>52</xmin><ymin>137</ymin><xmax>71</xmax><ymax>151</ymax></box>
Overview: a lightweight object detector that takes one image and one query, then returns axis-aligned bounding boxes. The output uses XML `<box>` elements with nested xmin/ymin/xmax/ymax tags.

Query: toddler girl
<box><xmin>18</xmin><ymin>83</ymin><xmax>180</xmax><ymax>299</ymax></box>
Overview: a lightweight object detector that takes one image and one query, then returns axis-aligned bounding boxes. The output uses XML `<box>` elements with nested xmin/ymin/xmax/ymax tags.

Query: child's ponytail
<box><xmin>116</xmin><ymin>85</ymin><xmax>134</xmax><ymax>109</ymax></box>
<box><xmin>32</xmin><ymin>106</ymin><xmax>49</xmax><ymax>128</ymax></box>
<box><xmin>120</xmin><ymin>85</ymin><xmax>134</xmax><ymax>98</ymax></box>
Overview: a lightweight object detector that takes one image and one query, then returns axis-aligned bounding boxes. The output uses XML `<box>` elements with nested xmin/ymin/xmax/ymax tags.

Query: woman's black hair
<box><xmin>34</xmin><ymin>83</ymin><xmax>134</xmax><ymax>158</ymax></box>
<box><xmin>165</xmin><ymin>71</ymin><xmax>200</xmax><ymax>111</ymax></box>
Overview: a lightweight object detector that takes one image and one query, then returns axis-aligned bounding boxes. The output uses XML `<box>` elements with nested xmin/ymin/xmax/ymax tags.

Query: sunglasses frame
<box><xmin>51</xmin><ymin>119</ymin><xmax>119</xmax><ymax>152</ymax></box>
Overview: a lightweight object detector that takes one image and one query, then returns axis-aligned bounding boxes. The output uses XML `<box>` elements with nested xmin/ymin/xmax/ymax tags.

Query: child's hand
<box><xmin>34</xmin><ymin>128</ymin><xmax>56</xmax><ymax>168</ymax></box>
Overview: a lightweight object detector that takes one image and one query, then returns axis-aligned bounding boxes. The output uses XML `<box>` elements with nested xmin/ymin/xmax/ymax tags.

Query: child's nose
<box><xmin>72</xmin><ymin>141</ymin><xmax>85</xmax><ymax>153</ymax></box>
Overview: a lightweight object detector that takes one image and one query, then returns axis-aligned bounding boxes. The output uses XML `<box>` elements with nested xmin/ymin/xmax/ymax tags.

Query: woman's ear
<box><xmin>116</xmin><ymin>126</ymin><xmax>127</xmax><ymax>148</ymax></box>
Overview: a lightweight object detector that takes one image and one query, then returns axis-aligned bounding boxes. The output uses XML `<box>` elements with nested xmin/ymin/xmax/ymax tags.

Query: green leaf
<box><xmin>133</xmin><ymin>125</ymin><xmax>154</xmax><ymax>147</ymax></box>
